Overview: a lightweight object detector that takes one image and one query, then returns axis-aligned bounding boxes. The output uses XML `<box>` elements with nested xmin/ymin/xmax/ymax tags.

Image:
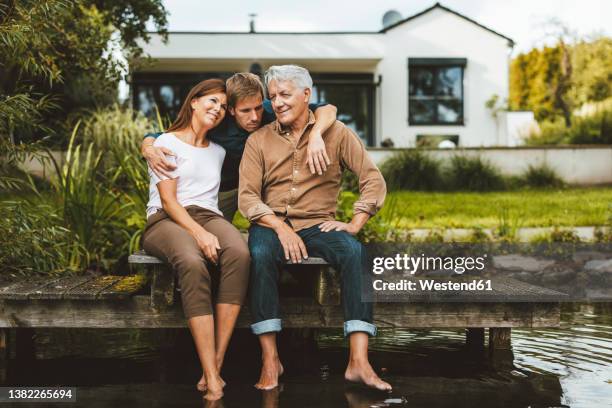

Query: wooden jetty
<box><xmin>0</xmin><ymin>250</ymin><xmax>564</xmax><ymax>367</ymax></box>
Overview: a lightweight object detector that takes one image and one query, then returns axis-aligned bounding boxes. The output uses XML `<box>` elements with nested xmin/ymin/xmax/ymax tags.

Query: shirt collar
<box><xmin>227</xmin><ymin>117</ymin><xmax>249</xmax><ymax>138</ymax></box>
<box><xmin>273</xmin><ymin>110</ymin><xmax>316</xmax><ymax>136</ymax></box>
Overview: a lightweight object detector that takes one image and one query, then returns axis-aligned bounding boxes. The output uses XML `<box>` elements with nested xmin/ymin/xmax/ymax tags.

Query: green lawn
<box><xmin>233</xmin><ymin>187</ymin><xmax>612</xmax><ymax>230</ymax></box>
<box><xmin>376</xmin><ymin>187</ymin><xmax>612</xmax><ymax>229</ymax></box>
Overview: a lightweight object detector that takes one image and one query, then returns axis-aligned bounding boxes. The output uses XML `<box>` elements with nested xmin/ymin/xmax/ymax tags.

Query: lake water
<box><xmin>2</xmin><ymin>303</ymin><xmax>611</xmax><ymax>408</ymax></box>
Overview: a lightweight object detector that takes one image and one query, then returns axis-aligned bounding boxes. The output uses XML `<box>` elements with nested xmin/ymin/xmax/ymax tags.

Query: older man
<box><xmin>239</xmin><ymin>65</ymin><xmax>391</xmax><ymax>391</ymax></box>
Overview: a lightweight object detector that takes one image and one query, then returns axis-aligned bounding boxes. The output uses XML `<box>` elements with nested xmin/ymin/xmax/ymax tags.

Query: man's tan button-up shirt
<box><xmin>238</xmin><ymin>111</ymin><xmax>386</xmax><ymax>231</ymax></box>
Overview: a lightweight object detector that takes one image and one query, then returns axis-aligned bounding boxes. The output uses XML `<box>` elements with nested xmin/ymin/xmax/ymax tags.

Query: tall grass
<box><xmin>46</xmin><ymin>123</ymin><xmax>134</xmax><ymax>270</ymax></box>
<box><xmin>446</xmin><ymin>155</ymin><xmax>506</xmax><ymax>191</ymax></box>
<box><xmin>0</xmin><ymin>201</ymin><xmax>87</xmax><ymax>276</ymax></box>
<box><xmin>379</xmin><ymin>150</ymin><xmax>443</xmax><ymax>191</ymax></box>
<box><xmin>520</xmin><ymin>164</ymin><xmax>565</xmax><ymax>188</ymax></box>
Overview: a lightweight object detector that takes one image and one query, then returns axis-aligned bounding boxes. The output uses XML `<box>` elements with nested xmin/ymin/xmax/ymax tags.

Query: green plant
<box><xmin>340</xmin><ymin>170</ymin><xmax>359</xmax><ymax>193</ymax></box>
<box><xmin>80</xmin><ymin>106</ymin><xmax>157</xmax><ymax>251</ymax></box>
<box><xmin>447</xmin><ymin>155</ymin><xmax>506</xmax><ymax>191</ymax></box>
<box><xmin>420</xmin><ymin>229</ymin><xmax>445</xmax><ymax>243</ymax></box>
<box><xmin>530</xmin><ymin>227</ymin><xmax>582</xmax><ymax>243</ymax></box>
<box><xmin>526</xmin><ymin>98</ymin><xmax>612</xmax><ymax>145</ymax></box>
<box><xmin>467</xmin><ymin>227</ymin><xmax>491</xmax><ymax>243</ymax></box>
<box><xmin>520</xmin><ymin>164</ymin><xmax>565</xmax><ymax>188</ymax></box>
<box><xmin>0</xmin><ymin>201</ymin><xmax>86</xmax><ymax>276</ymax></box>
<box><xmin>494</xmin><ymin>206</ymin><xmax>523</xmax><ymax>242</ymax></box>
<box><xmin>46</xmin><ymin>123</ymin><xmax>134</xmax><ymax>271</ymax></box>
<box><xmin>379</xmin><ymin>150</ymin><xmax>443</xmax><ymax>191</ymax></box>
<box><xmin>336</xmin><ymin>192</ymin><xmax>390</xmax><ymax>243</ymax></box>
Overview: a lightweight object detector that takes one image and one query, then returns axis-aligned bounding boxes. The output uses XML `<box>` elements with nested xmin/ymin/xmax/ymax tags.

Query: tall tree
<box><xmin>0</xmin><ymin>0</ymin><xmax>168</xmax><ymax>148</ymax></box>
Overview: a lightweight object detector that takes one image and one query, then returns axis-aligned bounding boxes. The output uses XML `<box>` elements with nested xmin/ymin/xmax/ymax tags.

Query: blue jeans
<box><xmin>248</xmin><ymin>223</ymin><xmax>376</xmax><ymax>337</ymax></box>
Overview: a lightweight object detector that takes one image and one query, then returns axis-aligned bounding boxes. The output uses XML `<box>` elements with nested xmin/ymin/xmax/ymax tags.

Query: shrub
<box><xmin>520</xmin><ymin>164</ymin><xmax>565</xmax><ymax>188</ymax></box>
<box><xmin>0</xmin><ymin>201</ymin><xmax>87</xmax><ymax>277</ymax></box>
<box><xmin>340</xmin><ymin>170</ymin><xmax>359</xmax><ymax>193</ymax></box>
<box><xmin>530</xmin><ymin>227</ymin><xmax>582</xmax><ymax>243</ymax></box>
<box><xmin>379</xmin><ymin>150</ymin><xmax>443</xmax><ymax>191</ymax></box>
<box><xmin>446</xmin><ymin>155</ymin><xmax>506</xmax><ymax>191</ymax></box>
<box><xmin>467</xmin><ymin>227</ymin><xmax>491</xmax><ymax>243</ymax></box>
<box><xmin>46</xmin><ymin>123</ymin><xmax>135</xmax><ymax>271</ymax></box>
<box><xmin>526</xmin><ymin>98</ymin><xmax>612</xmax><ymax>145</ymax></box>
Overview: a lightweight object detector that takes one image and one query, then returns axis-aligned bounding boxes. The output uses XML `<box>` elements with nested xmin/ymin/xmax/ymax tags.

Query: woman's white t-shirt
<box><xmin>146</xmin><ymin>132</ymin><xmax>226</xmax><ymax>218</ymax></box>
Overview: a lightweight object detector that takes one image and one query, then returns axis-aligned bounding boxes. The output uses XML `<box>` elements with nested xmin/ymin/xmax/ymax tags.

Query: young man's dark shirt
<box><xmin>145</xmin><ymin>100</ymin><xmax>328</xmax><ymax>192</ymax></box>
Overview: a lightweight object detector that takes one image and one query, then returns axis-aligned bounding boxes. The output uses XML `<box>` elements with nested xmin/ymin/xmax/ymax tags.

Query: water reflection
<box><xmin>2</xmin><ymin>303</ymin><xmax>610</xmax><ymax>407</ymax></box>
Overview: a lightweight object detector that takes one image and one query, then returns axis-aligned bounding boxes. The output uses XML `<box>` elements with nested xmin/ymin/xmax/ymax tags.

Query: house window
<box><xmin>132</xmin><ymin>72</ymin><xmax>232</xmax><ymax>121</ymax></box>
<box><xmin>408</xmin><ymin>58</ymin><xmax>466</xmax><ymax>125</ymax></box>
<box><xmin>310</xmin><ymin>73</ymin><xmax>376</xmax><ymax>146</ymax></box>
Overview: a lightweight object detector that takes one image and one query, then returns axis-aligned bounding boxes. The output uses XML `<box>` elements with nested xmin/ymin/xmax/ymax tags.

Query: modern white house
<box><xmin>132</xmin><ymin>2</ymin><xmax>533</xmax><ymax>147</ymax></box>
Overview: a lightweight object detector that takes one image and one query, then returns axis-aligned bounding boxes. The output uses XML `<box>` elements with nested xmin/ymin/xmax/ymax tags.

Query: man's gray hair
<box><xmin>264</xmin><ymin>65</ymin><xmax>313</xmax><ymax>90</ymax></box>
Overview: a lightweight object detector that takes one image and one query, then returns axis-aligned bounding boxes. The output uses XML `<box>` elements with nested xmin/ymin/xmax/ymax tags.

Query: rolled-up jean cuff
<box><xmin>251</xmin><ymin>318</ymin><xmax>282</xmax><ymax>335</ymax></box>
<box><xmin>344</xmin><ymin>320</ymin><xmax>377</xmax><ymax>337</ymax></box>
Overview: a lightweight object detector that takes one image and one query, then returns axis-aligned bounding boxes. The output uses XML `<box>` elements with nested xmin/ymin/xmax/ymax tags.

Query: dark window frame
<box><xmin>303</xmin><ymin>73</ymin><xmax>376</xmax><ymax>147</ymax></box>
<box><xmin>131</xmin><ymin>72</ymin><xmax>233</xmax><ymax>120</ymax></box>
<box><xmin>408</xmin><ymin>58</ymin><xmax>466</xmax><ymax>126</ymax></box>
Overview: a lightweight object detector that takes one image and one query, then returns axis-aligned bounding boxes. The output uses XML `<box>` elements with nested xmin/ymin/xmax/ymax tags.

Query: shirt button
<box><xmin>291</xmin><ymin>187</ymin><xmax>296</xmax><ymax>191</ymax></box>
<box><xmin>294</xmin><ymin>170</ymin><xmax>298</xmax><ymax>174</ymax></box>
<box><xmin>287</xmin><ymin>205</ymin><xmax>291</xmax><ymax>208</ymax></box>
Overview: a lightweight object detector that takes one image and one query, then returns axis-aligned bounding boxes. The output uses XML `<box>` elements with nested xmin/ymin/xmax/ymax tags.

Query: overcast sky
<box><xmin>158</xmin><ymin>0</ymin><xmax>611</xmax><ymax>54</ymax></box>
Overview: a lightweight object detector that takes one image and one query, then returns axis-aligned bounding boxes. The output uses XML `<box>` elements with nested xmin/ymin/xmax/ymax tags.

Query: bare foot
<box><xmin>204</xmin><ymin>374</ymin><xmax>225</xmax><ymax>401</ymax></box>
<box><xmin>197</xmin><ymin>359</ymin><xmax>227</xmax><ymax>392</ymax></box>
<box><xmin>255</xmin><ymin>356</ymin><xmax>284</xmax><ymax>390</ymax></box>
<box><xmin>345</xmin><ymin>360</ymin><xmax>392</xmax><ymax>392</ymax></box>
<box><xmin>197</xmin><ymin>374</ymin><xmax>226</xmax><ymax>392</ymax></box>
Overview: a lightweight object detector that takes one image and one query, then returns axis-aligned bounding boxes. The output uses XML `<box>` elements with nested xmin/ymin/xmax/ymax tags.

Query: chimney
<box><xmin>249</xmin><ymin>13</ymin><xmax>257</xmax><ymax>33</ymax></box>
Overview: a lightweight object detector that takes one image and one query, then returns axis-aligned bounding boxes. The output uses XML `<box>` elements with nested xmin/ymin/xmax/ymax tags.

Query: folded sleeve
<box><xmin>339</xmin><ymin>127</ymin><xmax>387</xmax><ymax>216</ymax></box>
<box><xmin>238</xmin><ymin>136</ymin><xmax>275</xmax><ymax>222</ymax></box>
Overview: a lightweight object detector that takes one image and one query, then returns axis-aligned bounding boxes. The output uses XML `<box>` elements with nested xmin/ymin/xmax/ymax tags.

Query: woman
<box><xmin>142</xmin><ymin>79</ymin><xmax>250</xmax><ymax>401</ymax></box>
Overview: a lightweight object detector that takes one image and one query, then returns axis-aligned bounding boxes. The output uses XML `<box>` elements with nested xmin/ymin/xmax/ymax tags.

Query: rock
<box><xmin>584</xmin><ymin>259</ymin><xmax>612</xmax><ymax>274</ymax></box>
<box><xmin>540</xmin><ymin>266</ymin><xmax>575</xmax><ymax>285</ymax></box>
<box><xmin>572</xmin><ymin>251</ymin><xmax>608</xmax><ymax>264</ymax></box>
<box><xmin>492</xmin><ymin>254</ymin><xmax>555</xmax><ymax>272</ymax></box>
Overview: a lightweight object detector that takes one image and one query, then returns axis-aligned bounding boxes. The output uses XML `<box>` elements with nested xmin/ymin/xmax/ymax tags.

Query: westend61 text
<box><xmin>373</xmin><ymin>279</ymin><xmax>493</xmax><ymax>292</ymax></box>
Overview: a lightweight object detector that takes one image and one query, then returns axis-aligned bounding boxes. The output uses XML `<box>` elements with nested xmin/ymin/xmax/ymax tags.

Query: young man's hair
<box><xmin>226</xmin><ymin>72</ymin><xmax>265</xmax><ymax>108</ymax></box>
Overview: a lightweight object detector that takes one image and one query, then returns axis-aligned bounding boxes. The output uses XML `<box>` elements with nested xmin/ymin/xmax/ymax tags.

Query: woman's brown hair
<box><xmin>166</xmin><ymin>78</ymin><xmax>226</xmax><ymax>133</ymax></box>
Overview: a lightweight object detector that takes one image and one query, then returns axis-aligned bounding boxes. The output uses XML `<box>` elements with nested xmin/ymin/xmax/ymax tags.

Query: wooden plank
<box><xmin>0</xmin><ymin>297</ymin><xmax>561</xmax><ymax>329</ymax></box>
<box><xmin>63</xmin><ymin>276</ymin><xmax>124</xmax><ymax>300</ymax></box>
<box><xmin>0</xmin><ymin>328</ymin><xmax>6</xmax><ymax>384</ymax></box>
<box><xmin>489</xmin><ymin>328</ymin><xmax>512</xmax><ymax>350</ymax></box>
<box><xmin>150</xmin><ymin>264</ymin><xmax>174</xmax><ymax>309</ymax></box>
<box><xmin>29</xmin><ymin>275</ymin><xmax>93</xmax><ymax>300</ymax></box>
<box><xmin>314</xmin><ymin>265</ymin><xmax>341</xmax><ymax>306</ymax></box>
<box><xmin>0</xmin><ymin>277</ymin><xmax>64</xmax><ymax>300</ymax></box>
<box><xmin>129</xmin><ymin>250</ymin><xmax>329</xmax><ymax>266</ymax></box>
<box><xmin>128</xmin><ymin>250</ymin><xmax>164</xmax><ymax>264</ymax></box>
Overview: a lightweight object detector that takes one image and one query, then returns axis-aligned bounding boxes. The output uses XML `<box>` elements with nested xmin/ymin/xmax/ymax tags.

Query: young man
<box><xmin>238</xmin><ymin>65</ymin><xmax>391</xmax><ymax>392</ymax></box>
<box><xmin>141</xmin><ymin>73</ymin><xmax>338</xmax><ymax>221</ymax></box>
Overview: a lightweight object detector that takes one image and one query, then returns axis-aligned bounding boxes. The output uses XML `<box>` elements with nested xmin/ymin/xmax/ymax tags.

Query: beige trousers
<box><xmin>142</xmin><ymin>205</ymin><xmax>250</xmax><ymax>318</ymax></box>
